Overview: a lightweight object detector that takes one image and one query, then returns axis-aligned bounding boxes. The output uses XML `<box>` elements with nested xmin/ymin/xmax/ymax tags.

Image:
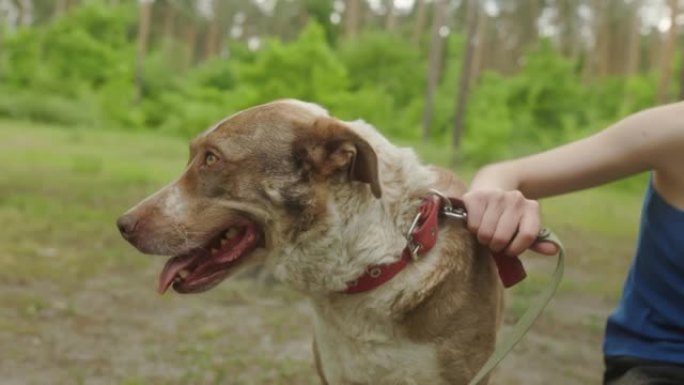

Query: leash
<box><xmin>467</xmin><ymin>227</ymin><xmax>564</xmax><ymax>385</ymax></box>
<box><xmin>432</xmin><ymin>189</ymin><xmax>566</xmax><ymax>384</ymax></box>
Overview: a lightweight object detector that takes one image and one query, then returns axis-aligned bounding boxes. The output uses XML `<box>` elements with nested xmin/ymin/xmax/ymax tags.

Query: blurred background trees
<box><xmin>0</xmin><ymin>0</ymin><xmax>682</xmax><ymax>165</ymax></box>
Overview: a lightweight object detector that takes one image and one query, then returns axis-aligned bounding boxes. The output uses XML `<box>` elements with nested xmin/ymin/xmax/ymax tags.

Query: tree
<box><xmin>421</xmin><ymin>0</ymin><xmax>448</xmax><ymax>141</ymax></box>
<box><xmin>657</xmin><ymin>0</ymin><xmax>680</xmax><ymax>103</ymax></box>
<box><xmin>494</xmin><ymin>0</ymin><xmax>544</xmax><ymax>72</ymax></box>
<box><xmin>385</xmin><ymin>0</ymin><xmax>396</xmax><ymax>32</ymax></box>
<box><xmin>452</xmin><ymin>0</ymin><xmax>479</xmax><ymax>163</ymax></box>
<box><xmin>470</xmin><ymin>4</ymin><xmax>486</xmax><ymax>86</ymax></box>
<box><xmin>162</xmin><ymin>0</ymin><xmax>175</xmax><ymax>40</ymax></box>
<box><xmin>596</xmin><ymin>0</ymin><xmax>610</xmax><ymax>77</ymax></box>
<box><xmin>135</xmin><ymin>0</ymin><xmax>154</xmax><ymax>103</ymax></box>
<box><xmin>204</xmin><ymin>0</ymin><xmax>219</xmax><ymax>59</ymax></box>
<box><xmin>54</xmin><ymin>0</ymin><xmax>68</xmax><ymax>19</ymax></box>
<box><xmin>17</xmin><ymin>0</ymin><xmax>33</xmax><ymax>26</ymax></box>
<box><xmin>412</xmin><ymin>0</ymin><xmax>426</xmax><ymax>45</ymax></box>
<box><xmin>344</xmin><ymin>0</ymin><xmax>360</xmax><ymax>38</ymax></box>
<box><xmin>625</xmin><ymin>0</ymin><xmax>642</xmax><ymax>75</ymax></box>
<box><xmin>555</xmin><ymin>0</ymin><xmax>581</xmax><ymax>58</ymax></box>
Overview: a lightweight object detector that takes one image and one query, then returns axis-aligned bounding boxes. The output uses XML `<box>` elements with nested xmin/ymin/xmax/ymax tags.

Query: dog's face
<box><xmin>117</xmin><ymin>100</ymin><xmax>381</xmax><ymax>294</ymax></box>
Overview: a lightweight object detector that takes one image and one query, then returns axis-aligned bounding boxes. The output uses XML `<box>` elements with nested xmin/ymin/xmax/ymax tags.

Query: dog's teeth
<box><xmin>224</xmin><ymin>228</ymin><xmax>239</xmax><ymax>239</ymax></box>
<box><xmin>174</xmin><ymin>276</ymin><xmax>182</xmax><ymax>284</ymax></box>
<box><xmin>178</xmin><ymin>270</ymin><xmax>189</xmax><ymax>279</ymax></box>
<box><xmin>211</xmin><ymin>248</ymin><xmax>218</xmax><ymax>254</ymax></box>
<box><xmin>220</xmin><ymin>238</ymin><xmax>228</xmax><ymax>246</ymax></box>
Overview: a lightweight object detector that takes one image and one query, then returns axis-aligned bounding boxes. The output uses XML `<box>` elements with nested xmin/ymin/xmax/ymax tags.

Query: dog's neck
<box><xmin>270</xmin><ymin>120</ymin><xmax>442</xmax><ymax>303</ymax></box>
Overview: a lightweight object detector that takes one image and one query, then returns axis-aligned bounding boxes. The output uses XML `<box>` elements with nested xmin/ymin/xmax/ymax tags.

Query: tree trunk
<box><xmin>385</xmin><ymin>0</ymin><xmax>397</xmax><ymax>32</ymax></box>
<box><xmin>470</xmin><ymin>6</ymin><xmax>486</xmax><ymax>87</ymax></box>
<box><xmin>657</xmin><ymin>0</ymin><xmax>679</xmax><ymax>104</ymax></box>
<box><xmin>205</xmin><ymin>4</ymin><xmax>220</xmax><ymax>60</ymax></box>
<box><xmin>345</xmin><ymin>0</ymin><xmax>360</xmax><ymax>38</ymax></box>
<box><xmin>421</xmin><ymin>0</ymin><xmax>448</xmax><ymax>142</ymax></box>
<box><xmin>557</xmin><ymin>0</ymin><xmax>576</xmax><ymax>57</ymax></box>
<box><xmin>184</xmin><ymin>20</ymin><xmax>197</xmax><ymax>68</ymax></box>
<box><xmin>583</xmin><ymin>0</ymin><xmax>603</xmax><ymax>81</ymax></box>
<box><xmin>162</xmin><ymin>0</ymin><xmax>175</xmax><ymax>40</ymax></box>
<box><xmin>54</xmin><ymin>0</ymin><xmax>67</xmax><ymax>19</ymax></box>
<box><xmin>412</xmin><ymin>0</ymin><xmax>426</xmax><ymax>45</ymax></box>
<box><xmin>512</xmin><ymin>0</ymin><xmax>542</xmax><ymax>65</ymax></box>
<box><xmin>598</xmin><ymin>1</ymin><xmax>610</xmax><ymax>77</ymax></box>
<box><xmin>625</xmin><ymin>1</ymin><xmax>642</xmax><ymax>75</ymax></box>
<box><xmin>134</xmin><ymin>0</ymin><xmax>154</xmax><ymax>104</ymax></box>
<box><xmin>451</xmin><ymin>0</ymin><xmax>480</xmax><ymax>165</ymax></box>
<box><xmin>18</xmin><ymin>0</ymin><xmax>33</xmax><ymax>26</ymax></box>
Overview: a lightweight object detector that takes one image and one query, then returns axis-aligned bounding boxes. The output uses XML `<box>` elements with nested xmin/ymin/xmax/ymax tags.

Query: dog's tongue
<box><xmin>158</xmin><ymin>254</ymin><xmax>198</xmax><ymax>294</ymax></box>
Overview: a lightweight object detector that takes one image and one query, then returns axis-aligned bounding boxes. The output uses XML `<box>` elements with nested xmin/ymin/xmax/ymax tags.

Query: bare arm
<box><xmin>464</xmin><ymin>102</ymin><xmax>684</xmax><ymax>256</ymax></box>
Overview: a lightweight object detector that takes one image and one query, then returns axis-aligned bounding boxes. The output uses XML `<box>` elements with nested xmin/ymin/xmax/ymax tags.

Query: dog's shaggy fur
<box><xmin>118</xmin><ymin>100</ymin><xmax>503</xmax><ymax>385</ymax></box>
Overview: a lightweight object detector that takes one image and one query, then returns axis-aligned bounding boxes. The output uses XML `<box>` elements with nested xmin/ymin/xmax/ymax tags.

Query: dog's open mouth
<box><xmin>158</xmin><ymin>219</ymin><xmax>263</xmax><ymax>294</ymax></box>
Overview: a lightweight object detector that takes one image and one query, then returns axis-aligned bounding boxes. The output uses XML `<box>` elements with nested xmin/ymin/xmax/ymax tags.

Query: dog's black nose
<box><xmin>117</xmin><ymin>214</ymin><xmax>139</xmax><ymax>240</ymax></box>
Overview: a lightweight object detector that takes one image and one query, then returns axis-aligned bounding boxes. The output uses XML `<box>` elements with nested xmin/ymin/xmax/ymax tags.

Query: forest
<box><xmin>1</xmin><ymin>0</ymin><xmax>681</xmax><ymax>164</ymax></box>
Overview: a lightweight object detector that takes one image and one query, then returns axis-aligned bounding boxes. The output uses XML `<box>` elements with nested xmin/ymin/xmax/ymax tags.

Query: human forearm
<box><xmin>468</xmin><ymin>162</ymin><xmax>521</xmax><ymax>192</ymax></box>
<box><xmin>463</xmin><ymin>102</ymin><xmax>684</xmax><ymax>255</ymax></box>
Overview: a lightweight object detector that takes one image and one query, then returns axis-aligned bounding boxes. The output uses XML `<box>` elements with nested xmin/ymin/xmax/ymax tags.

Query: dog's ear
<box><xmin>295</xmin><ymin>117</ymin><xmax>382</xmax><ymax>198</ymax></box>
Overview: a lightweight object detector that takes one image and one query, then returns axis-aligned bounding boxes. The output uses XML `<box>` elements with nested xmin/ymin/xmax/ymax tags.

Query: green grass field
<box><xmin>0</xmin><ymin>121</ymin><xmax>646</xmax><ymax>384</ymax></box>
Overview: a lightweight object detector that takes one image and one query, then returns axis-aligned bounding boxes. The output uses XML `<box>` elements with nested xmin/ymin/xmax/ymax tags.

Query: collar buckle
<box><xmin>430</xmin><ymin>188</ymin><xmax>467</xmax><ymax>221</ymax></box>
<box><xmin>405</xmin><ymin>211</ymin><xmax>423</xmax><ymax>260</ymax></box>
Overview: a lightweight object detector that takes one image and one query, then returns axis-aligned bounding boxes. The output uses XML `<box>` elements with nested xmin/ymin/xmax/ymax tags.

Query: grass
<box><xmin>0</xmin><ymin>120</ymin><xmax>185</xmax><ymax>285</ymax></box>
<box><xmin>0</xmin><ymin>120</ymin><xmax>647</xmax><ymax>384</ymax></box>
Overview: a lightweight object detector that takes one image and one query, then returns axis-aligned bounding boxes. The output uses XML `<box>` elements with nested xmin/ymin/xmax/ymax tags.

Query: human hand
<box><xmin>462</xmin><ymin>189</ymin><xmax>558</xmax><ymax>256</ymax></box>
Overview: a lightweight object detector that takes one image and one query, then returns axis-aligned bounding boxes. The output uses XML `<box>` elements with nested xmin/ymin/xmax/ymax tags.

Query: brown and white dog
<box><xmin>117</xmin><ymin>100</ymin><xmax>503</xmax><ymax>385</ymax></box>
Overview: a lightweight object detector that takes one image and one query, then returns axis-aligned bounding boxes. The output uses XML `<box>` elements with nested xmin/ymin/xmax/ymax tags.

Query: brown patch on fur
<box><xmin>294</xmin><ymin>117</ymin><xmax>382</xmax><ymax>198</ymax></box>
<box><xmin>398</xmin><ymin>167</ymin><xmax>503</xmax><ymax>384</ymax></box>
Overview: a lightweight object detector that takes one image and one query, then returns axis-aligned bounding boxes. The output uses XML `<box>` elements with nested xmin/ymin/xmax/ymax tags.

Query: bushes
<box><xmin>0</xmin><ymin>2</ymin><xmax>665</xmax><ymax>167</ymax></box>
<box><xmin>0</xmin><ymin>89</ymin><xmax>102</xmax><ymax>126</ymax></box>
<box><xmin>0</xmin><ymin>2</ymin><xmax>136</xmax><ymax>128</ymax></box>
<box><xmin>462</xmin><ymin>42</ymin><xmax>659</xmax><ymax>164</ymax></box>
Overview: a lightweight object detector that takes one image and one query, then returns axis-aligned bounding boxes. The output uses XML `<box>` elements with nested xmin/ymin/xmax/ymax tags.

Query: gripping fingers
<box><xmin>505</xmin><ymin>201</ymin><xmax>541</xmax><ymax>256</ymax></box>
<box><xmin>490</xmin><ymin>209</ymin><xmax>523</xmax><ymax>253</ymax></box>
<box><xmin>476</xmin><ymin>198</ymin><xmax>504</xmax><ymax>247</ymax></box>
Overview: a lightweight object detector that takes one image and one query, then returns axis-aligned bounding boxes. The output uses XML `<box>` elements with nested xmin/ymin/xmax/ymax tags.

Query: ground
<box><xmin>0</xmin><ymin>121</ymin><xmax>645</xmax><ymax>384</ymax></box>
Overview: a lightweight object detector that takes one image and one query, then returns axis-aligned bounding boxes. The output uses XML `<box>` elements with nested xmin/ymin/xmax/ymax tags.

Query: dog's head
<box><xmin>117</xmin><ymin>100</ymin><xmax>382</xmax><ymax>294</ymax></box>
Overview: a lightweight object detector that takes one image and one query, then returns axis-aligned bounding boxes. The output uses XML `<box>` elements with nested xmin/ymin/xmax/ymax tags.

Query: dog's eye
<box><xmin>204</xmin><ymin>152</ymin><xmax>219</xmax><ymax>166</ymax></box>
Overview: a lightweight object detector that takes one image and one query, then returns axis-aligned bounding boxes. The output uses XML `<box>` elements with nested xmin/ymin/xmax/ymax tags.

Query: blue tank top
<box><xmin>604</xmin><ymin>181</ymin><xmax>684</xmax><ymax>363</ymax></box>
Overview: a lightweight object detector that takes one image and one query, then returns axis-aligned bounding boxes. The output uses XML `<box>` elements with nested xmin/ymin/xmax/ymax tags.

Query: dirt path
<box><xmin>1</xmin><ymin>262</ymin><xmax>616</xmax><ymax>385</ymax></box>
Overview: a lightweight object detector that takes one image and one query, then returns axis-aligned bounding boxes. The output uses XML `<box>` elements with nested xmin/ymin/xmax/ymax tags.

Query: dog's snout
<box><xmin>117</xmin><ymin>214</ymin><xmax>139</xmax><ymax>240</ymax></box>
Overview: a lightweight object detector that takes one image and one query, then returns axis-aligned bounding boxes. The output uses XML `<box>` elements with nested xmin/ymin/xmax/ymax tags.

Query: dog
<box><xmin>117</xmin><ymin>100</ymin><xmax>503</xmax><ymax>384</ymax></box>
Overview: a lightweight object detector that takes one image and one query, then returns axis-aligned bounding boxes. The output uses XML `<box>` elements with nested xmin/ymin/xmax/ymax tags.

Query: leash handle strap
<box><xmin>442</xmin><ymin>196</ymin><xmax>527</xmax><ymax>288</ymax></box>
<box><xmin>467</xmin><ymin>228</ymin><xmax>565</xmax><ymax>385</ymax></box>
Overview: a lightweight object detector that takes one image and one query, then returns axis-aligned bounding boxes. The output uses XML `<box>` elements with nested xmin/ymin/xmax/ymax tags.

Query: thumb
<box><xmin>529</xmin><ymin>241</ymin><xmax>559</xmax><ymax>256</ymax></box>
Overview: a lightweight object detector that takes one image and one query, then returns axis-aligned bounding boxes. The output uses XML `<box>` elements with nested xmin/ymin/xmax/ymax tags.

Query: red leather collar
<box><xmin>344</xmin><ymin>196</ymin><xmax>441</xmax><ymax>294</ymax></box>
<box><xmin>342</xmin><ymin>194</ymin><xmax>526</xmax><ymax>294</ymax></box>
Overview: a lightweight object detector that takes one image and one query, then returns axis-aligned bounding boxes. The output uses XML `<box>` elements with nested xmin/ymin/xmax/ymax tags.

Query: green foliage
<box><xmin>462</xmin><ymin>41</ymin><xmax>659</xmax><ymax>164</ymax></box>
<box><xmin>0</xmin><ymin>1</ymin><xmax>137</xmax><ymax>128</ymax></box>
<box><xmin>1</xmin><ymin>28</ymin><xmax>44</xmax><ymax>87</ymax></box>
<box><xmin>0</xmin><ymin>1</ymin><xmax>669</xmax><ymax>173</ymax></box>
<box><xmin>238</xmin><ymin>23</ymin><xmax>348</xmax><ymax>104</ymax></box>
<box><xmin>339</xmin><ymin>31</ymin><xmax>425</xmax><ymax>107</ymax></box>
<box><xmin>463</xmin><ymin>72</ymin><xmax>514</xmax><ymax>164</ymax></box>
<box><xmin>0</xmin><ymin>89</ymin><xmax>101</xmax><ymax>126</ymax></box>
